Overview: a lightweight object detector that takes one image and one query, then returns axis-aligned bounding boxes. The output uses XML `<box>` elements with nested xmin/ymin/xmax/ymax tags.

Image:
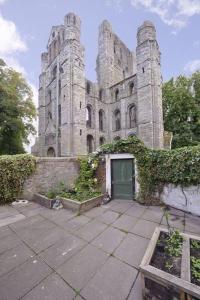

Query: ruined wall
<box><xmin>23</xmin><ymin>157</ymin><xmax>80</xmax><ymax>200</ymax></box>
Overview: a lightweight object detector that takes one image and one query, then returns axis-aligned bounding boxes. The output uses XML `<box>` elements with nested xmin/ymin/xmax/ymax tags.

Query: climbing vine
<box><xmin>0</xmin><ymin>154</ymin><xmax>36</xmax><ymax>204</ymax></box>
<box><xmin>82</xmin><ymin>136</ymin><xmax>200</xmax><ymax>204</ymax></box>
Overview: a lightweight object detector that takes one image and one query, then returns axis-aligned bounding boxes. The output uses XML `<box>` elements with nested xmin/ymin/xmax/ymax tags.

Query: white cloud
<box><xmin>0</xmin><ymin>0</ymin><xmax>7</xmax><ymax>4</ymax></box>
<box><xmin>0</xmin><ymin>14</ymin><xmax>27</xmax><ymax>55</ymax></box>
<box><xmin>109</xmin><ymin>0</ymin><xmax>200</xmax><ymax>29</ymax></box>
<box><xmin>184</xmin><ymin>60</ymin><xmax>200</xmax><ymax>73</ymax></box>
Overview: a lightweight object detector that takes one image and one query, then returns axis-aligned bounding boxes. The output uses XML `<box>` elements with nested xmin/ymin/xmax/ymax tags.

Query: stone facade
<box><xmin>32</xmin><ymin>13</ymin><xmax>164</xmax><ymax>157</ymax></box>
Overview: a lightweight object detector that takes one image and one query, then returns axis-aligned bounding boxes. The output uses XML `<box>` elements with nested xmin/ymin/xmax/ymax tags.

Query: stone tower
<box><xmin>60</xmin><ymin>13</ymin><xmax>87</xmax><ymax>156</ymax></box>
<box><xmin>136</xmin><ymin>21</ymin><xmax>164</xmax><ymax>149</ymax></box>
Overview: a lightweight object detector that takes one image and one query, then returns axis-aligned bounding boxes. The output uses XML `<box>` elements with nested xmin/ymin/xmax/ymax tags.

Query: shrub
<box><xmin>0</xmin><ymin>154</ymin><xmax>36</xmax><ymax>204</ymax></box>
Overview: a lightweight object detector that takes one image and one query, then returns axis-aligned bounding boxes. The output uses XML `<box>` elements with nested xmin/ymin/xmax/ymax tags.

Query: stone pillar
<box><xmin>136</xmin><ymin>21</ymin><xmax>164</xmax><ymax>149</ymax></box>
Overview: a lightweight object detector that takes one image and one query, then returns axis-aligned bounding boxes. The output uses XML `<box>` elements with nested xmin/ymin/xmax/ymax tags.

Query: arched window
<box><xmin>52</xmin><ymin>65</ymin><xmax>57</xmax><ymax>79</ymax></box>
<box><xmin>129</xmin><ymin>105</ymin><xmax>136</xmax><ymax>128</ymax></box>
<box><xmin>86</xmin><ymin>81</ymin><xmax>91</xmax><ymax>94</ymax></box>
<box><xmin>114</xmin><ymin>109</ymin><xmax>121</xmax><ymax>131</ymax></box>
<box><xmin>129</xmin><ymin>82</ymin><xmax>134</xmax><ymax>95</ymax></box>
<box><xmin>87</xmin><ymin>135</ymin><xmax>94</xmax><ymax>153</ymax></box>
<box><xmin>99</xmin><ymin>137</ymin><xmax>106</xmax><ymax>146</ymax></box>
<box><xmin>99</xmin><ymin>109</ymin><xmax>105</xmax><ymax>131</ymax></box>
<box><xmin>99</xmin><ymin>89</ymin><xmax>103</xmax><ymax>101</ymax></box>
<box><xmin>86</xmin><ymin>105</ymin><xmax>92</xmax><ymax>128</ymax></box>
<box><xmin>115</xmin><ymin>89</ymin><xmax>119</xmax><ymax>101</ymax></box>
<box><xmin>47</xmin><ymin>147</ymin><xmax>55</xmax><ymax>157</ymax></box>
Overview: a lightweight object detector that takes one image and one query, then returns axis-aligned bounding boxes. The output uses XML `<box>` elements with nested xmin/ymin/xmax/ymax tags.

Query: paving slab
<box><xmin>125</xmin><ymin>204</ymin><xmax>147</xmax><ymax>218</ymax></box>
<box><xmin>57</xmin><ymin>244</ymin><xmax>108</xmax><ymax>290</ymax></box>
<box><xmin>114</xmin><ymin>233</ymin><xmax>149</xmax><ymax>269</ymax></box>
<box><xmin>95</xmin><ymin>210</ymin><xmax>120</xmax><ymax>225</ymax></box>
<box><xmin>61</xmin><ymin>215</ymin><xmax>91</xmax><ymax>232</ymax></box>
<box><xmin>185</xmin><ymin>216</ymin><xmax>200</xmax><ymax>235</ymax></box>
<box><xmin>161</xmin><ymin>214</ymin><xmax>185</xmax><ymax>231</ymax></box>
<box><xmin>81</xmin><ymin>256</ymin><xmax>137</xmax><ymax>300</ymax></box>
<box><xmin>40</xmin><ymin>209</ymin><xmax>76</xmax><ymax>225</ymax></box>
<box><xmin>128</xmin><ymin>273</ymin><xmax>143</xmax><ymax>300</ymax></box>
<box><xmin>0</xmin><ymin>257</ymin><xmax>52</xmax><ymax>300</ymax></box>
<box><xmin>0</xmin><ymin>243</ymin><xmax>34</xmax><ymax>277</ymax></box>
<box><xmin>166</xmin><ymin>207</ymin><xmax>185</xmax><ymax>217</ymax></box>
<box><xmin>112</xmin><ymin>214</ymin><xmax>138</xmax><ymax>232</ymax></box>
<box><xmin>92</xmin><ymin>226</ymin><xmax>126</xmax><ymax>254</ymax></box>
<box><xmin>39</xmin><ymin>234</ymin><xmax>86</xmax><ymax>269</ymax></box>
<box><xmin>141</xmin><ymin>207</ymin><xmax>163</xmax><ymax>224</ymax></box>
<box><xmin>10</xmin><ymin>214</ymin><xmax>45</xmax><ymax>231</ymax></box>
<box><xmin>0</xmin><ymin>232</ymin><xmax>22</xmax><ymax>255</ymax></box>
<box><xmin>0</xmin><ymin>226</ymin><xmax>14</xmax><ymax>239</ymax></box>
<box><xmin>83</xmin><ymin>206</ymin><xmax>107</xmax><ymax>218</ymax></box>
<box><xmin>22</xmin><ymin>273</ymin><xmax>76</xmax><ymax>300</ymax></box>
<box><xmin>130</xmin><ymin>219</ymin><xmax>158</xmax><ymax>239</ymax></box>
<box><xmin>111</xmin><ymin>201</ymin><xmax>134</xmax><ymax>214</ymax></box>
<box><xmin>75</xmin><ymin>219</ymin><xmax>107</xmax><ymax>242</ymax></box>
<box><xmin>0</xmin><ymin>213</ymin><xmax>26</xmax><ymax>228</ymax></box>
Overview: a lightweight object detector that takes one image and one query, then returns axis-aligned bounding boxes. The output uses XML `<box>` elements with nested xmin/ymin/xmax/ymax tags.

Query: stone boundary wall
<box><xmin>22</xmin><ymin>157</ymin><xmax>80</xmax><ymax>200</ymax></box>
<box><xmin>161</xmin><ymin>184</ymin><xmax>200</xmax><ymax>216</ymax></box>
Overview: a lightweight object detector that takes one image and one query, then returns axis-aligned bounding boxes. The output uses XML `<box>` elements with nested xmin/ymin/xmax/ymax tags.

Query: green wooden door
<box><xmin>111</xmin><ymin>159</ymin><xmax>135</xmax><ymax>200</ymax></box>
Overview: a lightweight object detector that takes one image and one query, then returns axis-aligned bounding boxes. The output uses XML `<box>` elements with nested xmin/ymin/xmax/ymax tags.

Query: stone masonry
<box><xmin>32</xmin><ymin>13</ymin><xmax>164</xmax><ymax>157</ymax></box>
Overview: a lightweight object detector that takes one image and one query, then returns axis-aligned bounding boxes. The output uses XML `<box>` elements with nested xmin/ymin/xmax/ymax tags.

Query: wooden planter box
<box><xmin>33</xmin><ymin>193</ymin><xmax>106</xmax><ymax>213</ymax></box>
<box><xmin>59</xmin><ymin>194</ymin><xmax>106</xmax><ymax>213</ymax></box>
<box><xmin>140</xmin><ymin>227</ymin><xmax>200</xmax><ymax>300</ymax></box>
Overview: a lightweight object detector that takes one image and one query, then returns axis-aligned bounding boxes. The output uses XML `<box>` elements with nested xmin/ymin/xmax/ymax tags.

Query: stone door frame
<box><xmin>105</xmin><ymin>153</ymin><xmax>139</xmax><ymax>199</ymax></box>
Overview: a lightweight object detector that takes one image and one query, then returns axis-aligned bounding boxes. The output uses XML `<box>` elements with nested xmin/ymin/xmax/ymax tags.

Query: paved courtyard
<box><xmin>0</xmin><ymin>200</ymin><xmax>200</xmax><ymax>300</ymax></box>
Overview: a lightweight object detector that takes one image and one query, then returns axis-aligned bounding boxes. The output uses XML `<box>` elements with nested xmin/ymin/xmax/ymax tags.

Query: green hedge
<box><xmin>0</xmin><ymin>154</ymin><xmax>36</xmax><ymax>204</ymax></box>
<box><xmin>89</xmin><ymin>137</ymin><xmax>200</xmax><ymax>204</ymax></box>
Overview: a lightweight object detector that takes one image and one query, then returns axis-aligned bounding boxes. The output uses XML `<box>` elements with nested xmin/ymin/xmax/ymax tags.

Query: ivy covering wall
<box><xmin>0</xmin><ymin>154</ymin><xmax>36</xmax><ymax>204</ymax></box>
<box><xmin>87</xmin><ymin>137</ymin><xmax>200</xmax><ymax>204</ymax></box>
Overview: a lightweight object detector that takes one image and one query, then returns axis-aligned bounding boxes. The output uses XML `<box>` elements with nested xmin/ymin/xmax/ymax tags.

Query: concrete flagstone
<box><xmin>81</xmin><ymin>256</ymin><xmax>138</xmax><ymax>300</ymax></box>
<box><xmin>21</xmin><ymin>273</ymin><xmax>76</xmax><ymax>300</ymax></box>
<box><xmin>57</xmin><ymin>244</ymin><xmax>109</xmax><ymax>290</ymax></box>
<box><xmin>114</xmin><ymin>233</ymin><xmax>149</xmax><ymax>269</ymax></box>
<box><xmin>0</xmin><ymin>257</ymin><xmax>52</xmax><ymax>300</ymax></box>
<box><xmin>91</xmin><ymin>226</ymin><xmax>126</xmax><ymax>254</ymax></box>
<box><xmin>0</xmin><ymin>200</ymin><xmax>200</xmax><ymax>299</ymax></box>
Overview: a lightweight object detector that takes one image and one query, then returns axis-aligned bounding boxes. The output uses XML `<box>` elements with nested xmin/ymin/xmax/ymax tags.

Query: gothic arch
<box><xmin>129</xmin><ymin>81</ymin><xmax>134</xmax><ymax>95</ymax></box>
<box><xmin>47</xmin><ymin>147</ymin><xmax>55</xmax><ymax>157</ymax></box>
<box><xmin>115</xmin><ymin>89</ymin><xmax>119</xmax><ymax>101</ymax></box>
<box><xmin>113</xmin><ymin>109</ymin><xmax>121</xmax><ymax>131</ymax></box>
<box><xmin>86</xmin><ymin>105</ymin><xmax>93</xmax><ymax>128</ymax></box>
<box><xmin>99</xmin><ymin>136</ymin><xmax>106</xmax><ymax>146</ymax></box>
<box><xmin>87</xmin><ymin>135</ymin><xmax>94</xmax><ymax>153</ymax></box>
<box><xmin>99</xmin><ymin>109</ymin><xmax>105</xmax><ymax>131</ymax></box>
<box><xmin>128</xmin><ymin>104</ymin><xmax>136</xmax><ymax>128</ymax></box>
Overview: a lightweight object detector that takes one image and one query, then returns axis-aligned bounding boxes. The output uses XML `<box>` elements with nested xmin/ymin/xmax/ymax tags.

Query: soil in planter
<box><xmin>190</xmin><ymin>239</ymin><xmax>200</xmax><ymax>287</ymax></box>
<box><xmin>150</xmin><ymin>232</ymin><xmax>182</xmax><ymax>277</ymax></box>
<box><xmin>144</xmin><ymin>278</ymin><xmax>180</xmax><ymax>300</ymax></box>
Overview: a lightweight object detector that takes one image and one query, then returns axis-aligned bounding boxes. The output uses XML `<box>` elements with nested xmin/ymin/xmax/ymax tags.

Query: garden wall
<box><xmin>160</xmin><ymin>184</ymin><xmax>200</xmax><ymax>216</ymax></box>
<box><xmin>22</xmin><ymin>157</ymin><xmax>80</xmax><ymax>200</ymax></box>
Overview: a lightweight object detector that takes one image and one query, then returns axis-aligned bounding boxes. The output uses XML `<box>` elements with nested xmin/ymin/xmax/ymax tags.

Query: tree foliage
<box><xmin>163</xmin><ymin>72</ymin><xmax>200</xmax><ymax>148</ymax></box>
<box><xmin>0</xmin><ymin>59</ymin><xmax>36</xmax><ymax>155</ymax></box>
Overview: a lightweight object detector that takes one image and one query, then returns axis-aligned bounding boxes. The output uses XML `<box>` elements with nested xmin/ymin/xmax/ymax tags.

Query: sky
<box><xmin>0</xmin><ymin>0</ymin><xmax>200</xmax><ymax>149</ymax></box>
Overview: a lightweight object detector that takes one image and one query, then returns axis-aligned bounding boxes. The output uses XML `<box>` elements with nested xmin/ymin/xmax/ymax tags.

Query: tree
<box><xmin>0</xmin><ymin>59</ymin><xmax>36</xmax><ymax>155</ymax></box>
<box><xmin>162</xmin><ymin>72</ymin><xmax>200</xmax><ymax>149</ymax></box>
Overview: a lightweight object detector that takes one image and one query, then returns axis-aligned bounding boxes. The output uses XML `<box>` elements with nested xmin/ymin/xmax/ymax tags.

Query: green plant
<box><xmin>165</xmin><ymin>230</ymin><xmax>183</xmax><ymax>257</ymax></box>
<box><xmin>165</xmin><ymin>261</ymin><xmax>173</xmax><ymax>271</ymax></box>
<box><xmin>0</xmin><ymin>154</ymin><xmax>36</xmax><ymax>204</ymax></box>
<box><xmin>191</xmin><ymin>256</ymin><xmax>200</xmax><ymax>282</ymax></box>
<box><xmin>191</xmin><ymin>240</ymin><xmax>200</xmax><ymax>250</ymax></box>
